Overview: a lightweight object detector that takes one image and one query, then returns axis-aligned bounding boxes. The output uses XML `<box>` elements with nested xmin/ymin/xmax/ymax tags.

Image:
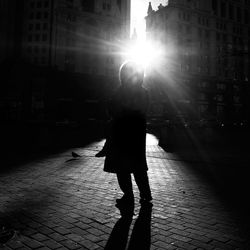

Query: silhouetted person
<box><xmin>103</xmin><ymin>61</ymin><xmax>152</xmax><ymax>210</ymax></box>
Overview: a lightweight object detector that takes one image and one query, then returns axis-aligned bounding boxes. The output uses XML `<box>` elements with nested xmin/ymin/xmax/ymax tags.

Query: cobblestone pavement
<box><xmin>1</xmin><ymin>134</ymin><xmax>250</xmax><ymax>250</ymax></box>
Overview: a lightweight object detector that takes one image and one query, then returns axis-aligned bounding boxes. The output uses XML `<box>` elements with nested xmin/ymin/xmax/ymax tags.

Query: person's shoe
<box><xmin>140</xmin><ymin>197</ymin><xmax>153</xmax><ymax>207</ymax></box>
<box><xmin>116</xmin><ymin>197</ymin><xmax>135</xmax><ymax>217</ymax></box>
<box><xmin>116</xmin><ymin>196</ymin><xmax>134</xmax><ymax>207</ymax></box>
<box><xmin>95</xmin><ymin>150</ymin><xmax>106</xmax><ymax>157</ymax></box>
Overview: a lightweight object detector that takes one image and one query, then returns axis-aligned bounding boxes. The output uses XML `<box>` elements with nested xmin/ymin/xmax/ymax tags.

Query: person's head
<box><xmin>119</xmin><ymin>61</ymin><xmax>144</xmax><ymax>87</ymax></box>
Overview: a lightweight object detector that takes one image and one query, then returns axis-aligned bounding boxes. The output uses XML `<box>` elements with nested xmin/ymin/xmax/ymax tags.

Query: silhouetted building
<box><xmin>21</xmin><ymin>0</ymin><xmax>131</xmax><ymax>77</ymax></box>
<box><xmin>146</xmin><ymin>0</ymin><xmax>250</xmax><ymax>123</ymax></box>
<box><xmin>0</xmin><ymin>0</ymin><xmax>131</xmax><ymax>123</ymax></box>
<box><xmin>0</xmin><ymin>0</ymin><xmax>24</xmax><ymax>62</ymax></box>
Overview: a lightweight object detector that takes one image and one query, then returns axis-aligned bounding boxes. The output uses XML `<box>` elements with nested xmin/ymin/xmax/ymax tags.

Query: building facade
<box><xmin>21</xmin><ymin>0</ymin><xmax>130</xmax><ymax>77</ymax></box>
<box><xmin>0</xmin><ymin>0</ymin><xmax>131</xmax><ymax>123</ymax></box>
<box><xmin>0</xmin><ymin>0</ymin><xmax>24</xmax><ymax>63</ymax></box>
<box><xmin>146</xmin><ymin>0</ymin><xmax>250</xmax><ymax>123</ymax></box>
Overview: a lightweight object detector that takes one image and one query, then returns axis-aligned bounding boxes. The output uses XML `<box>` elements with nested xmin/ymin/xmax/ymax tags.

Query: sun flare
<box><xmin>124</xmin><ymin>40</ymin><xmax>163</xmax><ymax>69</ymax></box>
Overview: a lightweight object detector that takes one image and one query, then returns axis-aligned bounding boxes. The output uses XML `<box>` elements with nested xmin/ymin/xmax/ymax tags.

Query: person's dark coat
<box><xmin>104</xmin><ymin>84</ymin><xmax>149</xmax><ymax>174</ymax></box>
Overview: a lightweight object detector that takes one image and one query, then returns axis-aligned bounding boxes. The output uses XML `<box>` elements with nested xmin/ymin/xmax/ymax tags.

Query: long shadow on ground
<box><xmin>105</xmin><ymin>204</ymin><xmax>152</xmax><ymax>250</ymax></box>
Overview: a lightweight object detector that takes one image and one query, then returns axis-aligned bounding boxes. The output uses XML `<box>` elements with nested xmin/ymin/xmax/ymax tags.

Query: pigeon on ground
<box><xmin>72</xmin><ymin>152</ymin><xmax>81</xmax><ymax>158</ymax></box>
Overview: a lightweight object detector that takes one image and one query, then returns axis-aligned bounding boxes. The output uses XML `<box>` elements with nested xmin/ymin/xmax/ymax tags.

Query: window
<box><xmin>37</xmin><ymin>1</ymin><xmax>42</xmax><ymax>8</ymax></box>
<box><xmin>245</xmin><ymin>10</ymin><xmax>249</xmax><ymax>25</ymax></box>
<box><xmin>217</xmin><ymin>83</ymin><xmax>226</xmax><ymax>90</ymax></box>
<box><xmin>198</xmin><ymin>28</ymin><xmax>202</xmax><ymax>37</ymax></box>
<box><xmin>216</xmin><ymin>32</ymin><xmax>220</xmax><ymax>41</ymax></box>
<box><xmin>216</xmin><ymin>95</ymin><xmax>224</xmax><ymax>102</ymax></box>
<box><xmin>30</xmin><ymin>1</ymin><xmax>35</xmax><ymax>8</ymax></box>
<box><xmin>237</xmin><ymin>7</ymin><xmax>242</xmax><ymax>23</ymax></box>
<box><xmin>233</xmin><ymin>96</ymin><xmax>240</xmax><ymax>103</ymax></box>
<box><xmin>42</xmin><ymin>47</ymin><xmax>47</xmax><ymax>54</ymax></box>
<box><xmin>205</xmin><ymin>30</ymin><xmax>210</xmax><ymax>38</ymax></box>
<box><xmin>217</xmin><ymin>105</ymin><xmax>224</xmax><ymax>114</ymax></box>
<box><xmin>42</xmin><ymin>34</ymin><xmax>47</xmax><ymax>41</ymax></box>
<box><xmin>186</xmin><ymin>25</ymin><xmax>191</xmax><ymax>34</ymax></box>
<box><xmin>34</xmin><ymin>46</ymin><xmax>39</xmax><ymax>53</ymax></box>
<box><xmin>221</xmin><ymin>2</ymin><xmax>226</xmax><ymax>18</ymax></box>
<box><xmin>103</xmin><ymin>0</ymin><xmax>111</xmax><ymax>11</ymax></box>
<box><xmin>212</xmin><ymin>0</ymin><xmax>217</xmax><ymax>14</ymax></box>
<box><xmin>29</xmin><ymin>12</ymin><xmax>34</xmax><ymax>19</ymax></box>
<box><xmin>201</xmin><ymin>82</ymin><xmax>209</xmax><ymax>88</ymax></box>
<box><xmin>199</xmin><ymin>105</ymin><xmax>208</xmax><ymax>114</ymax></box>
<box><xmin>28</xmin><ymin>35</ymin><xmax>32</xmax><ymax>42</ymax></box>
<box><xmin>43</xmin><ymin>23</ymin><xmax>48</xmax><ymax>30</ymax></box>
<box><xmin>27</xmin><ymin>46</ymin><xmax>32</xmax><ymax>53</ymax></box>
<box><xmin>44</xmin><ymin>1</ymin><xmax>49</xmax><ymax>8</ymax></box>
<box><xmin>229</xmin><ymin>4</ymin><xmax>234</xmax><ymax>20</ymax></box>
<box><xmin>36</xmin><ymin>23</ymin><xmax>41</xmax><ymax>30</ymax></box>
<box><xmin>29</xmin><ymin>23</ymin><xmax>33</xmax><ymax>31</ymax></box>
<box><xmin>35</xmin><ymin>34</ymin><xmax>40</xmax><ymax>41</ymax></box>
<box><xmin>44</xmin><ymin>12</ymin><xmax>49</xmax><ymax>19</ymax></box>
<box><xmin>41</xmin><ymin>57</ymin><xmax>46</xmax><ymax>64</ymax></box>
<box><xmin>36</xmin><ymin>12</ymin><xmax>41</xmax><ymax>19</ymax></box>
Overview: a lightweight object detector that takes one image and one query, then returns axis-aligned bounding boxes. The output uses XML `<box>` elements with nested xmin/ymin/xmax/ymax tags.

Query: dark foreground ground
<box><xmin>1</xmin><ymin>134</ymin><xmax>250</xmax><ymax>250</ymax></box>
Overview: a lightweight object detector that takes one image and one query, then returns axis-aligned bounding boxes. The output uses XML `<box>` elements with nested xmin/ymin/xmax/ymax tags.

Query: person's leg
<box><xmin>95</xmin><ymin>120</ymin><xmax>112</xmax><ymax>157</ymax></box>
<box><xmin>133</xmin><ymin>171</ymin><xmax>152</xmax><ymax>202</ymax></box>
<box><xmin>116</xmin><ymin>172</ymin><xmax>134</xmax><ymax>201</ymax></box>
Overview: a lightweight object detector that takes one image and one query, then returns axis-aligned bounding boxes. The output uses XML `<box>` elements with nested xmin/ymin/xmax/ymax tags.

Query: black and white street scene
<box><xmin>1</xmin><ymin>0</ymin><xmax>250</xmax><ymax>249</ymax></box>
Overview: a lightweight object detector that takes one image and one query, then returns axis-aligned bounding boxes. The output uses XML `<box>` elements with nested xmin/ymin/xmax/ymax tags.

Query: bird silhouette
<box><xmin>72</xmin><ymin>152</ymin><xmax>81</xmax><ymax>158</ymax></box>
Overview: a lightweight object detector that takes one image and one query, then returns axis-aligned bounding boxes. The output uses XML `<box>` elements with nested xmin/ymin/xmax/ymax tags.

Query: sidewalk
<box><xmin>0</xmin><ymin>134</ymin><xmax>250</xmax><ymax>249</ymax></box>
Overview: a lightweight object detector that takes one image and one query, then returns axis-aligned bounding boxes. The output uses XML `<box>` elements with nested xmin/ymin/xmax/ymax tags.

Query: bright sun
<box><xmin>124</xmin><ymin>40</ymin><xmax>163</xmax><ymax>69</ymax></box>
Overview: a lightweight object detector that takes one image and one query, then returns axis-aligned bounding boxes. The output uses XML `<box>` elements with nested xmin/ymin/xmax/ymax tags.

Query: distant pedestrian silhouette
<box><xmin>103</xmin><ymin>61</ymin><xmax>152</xmax><ymax>211</ymax></box>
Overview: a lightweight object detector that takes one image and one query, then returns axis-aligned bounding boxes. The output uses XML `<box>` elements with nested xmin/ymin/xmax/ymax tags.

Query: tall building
<box><xmin>0</xmin><ymin>0</ymin><xmax>24</xmax><ymax>63</ymax></box>
<box><xmin>146</xmin><ymin>0</ymin><xmax>250</xmax><ymax>122</ymax></box>
<box><xmin>0</xmin><ymin>0</ymin><xmax>131</xmax><ymax>123</ymax></box>
<box><xmin>21</xmin><ymin>0</ymin><xmax>131</xmax><ymax>77</ymax></box>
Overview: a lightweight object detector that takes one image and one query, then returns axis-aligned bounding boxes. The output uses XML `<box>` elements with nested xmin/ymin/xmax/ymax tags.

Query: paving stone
<box><xmin>42</xmin><ymin>239</ymin><xmax>63</xmax><ymax>249</ymax></box>
<box><xmin>59</xmin><ymin>239</ymin><xmax>81</xmax><ymax>250</ymax></box>
<box><xmin>1</xmin><ymin>139</ymin><xmax>250</xmax><ymax>250</ymax></box>
<box><xmin>52</xmin><ymin>227</ymin><xmax>70</xmax><ymax>236</ymax></box>
<box><xmin>21</xmin><ymin>236</ymin><xmax>44</xmax><ymax>249</ymax></box>
<box><xmin>48</xmin><ymin>232</ymin><xmax>67</xmax><ymax>242</ymax></box>
<box><xmin>31</xmin><ymin>233</ymin><xmax>49</xmax><ymax>242</ymax></box>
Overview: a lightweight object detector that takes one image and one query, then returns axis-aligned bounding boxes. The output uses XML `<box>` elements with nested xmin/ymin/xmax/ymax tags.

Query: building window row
<box><xmin>198</xmin><ymin>29</ymin><xmax>210</xmax><ymax>39</ymax></box>
<box><xmin>213</xmin><ymin>0</ymin><xmax>248</xmax><ymax>24</ymax></box>
<box><xmin>216</xmin><ymin>21</ymin><xmax>227</xmax><ymax>31</ymax></box>
<box><xmin>66</xmin><ymin>14</ymin><xmax>76</xmax><ymax>22</ymax></box>
<box><xmin>28</xmin><ymin>33</ymin><xmax>48</xmax><ymax>42</ymax></box>
<box><xmin>27</xmin><ymin>46</ymin><xmax>48</xmax><ymax>54</ymax></box>
<box><xmin>178</xmin><ymin>11</ymin><xmax>191</xmax><ymax>22</ymax></box>
<box><xmin>233</xmin><ymin>26</ymin><xmax>243</xmax><ymax>35</ymax></box>
<box><xmin>217</xmin><ymin>83</ymin><xmax>226</xmax><ymax>90</ymax></box>
<box><xmin>29</xmin><ymin>11</ymin><xmax>49</xmax><ymax>20</ymax></box>
<box><xmin>103</xmin><ymin>0</ymin><xmax>111</xmax><ymax>11</ymax></box>
<box><xmin>29</xmin><ymin>22</ymin><xmax>48</xmax><ymax>31</ymax></box>
<box><xmin>198</xmin><ymin>16</ymin><xmax>209</xmax><ymax>27</ymax></box>
<box><xmin>30</xmin><ymin>1</ymin><xmax>49</xmax><ymax>9</ymax></box>
<box><xmin>216</xmin><ymin>33</ymin><xmax>227</xmax><ymax>42</ymax></box>
<box><xmin>32</xmin><ymin>56</ymin><xmax>48</xmax><ymax>65</ymax></box>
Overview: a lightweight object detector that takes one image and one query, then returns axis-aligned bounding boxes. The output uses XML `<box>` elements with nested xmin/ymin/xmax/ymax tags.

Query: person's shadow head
<box><xmin>105</xmin><ymin>203</ymin><xmax>152</xmax><ymax>250</ymax></box>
